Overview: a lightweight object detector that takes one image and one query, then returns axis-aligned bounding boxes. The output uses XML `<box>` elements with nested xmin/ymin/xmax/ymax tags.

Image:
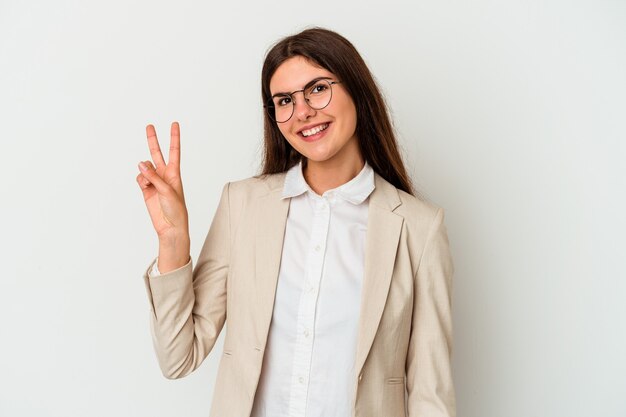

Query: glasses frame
<box><xmin>264</xmin><ymin>78</ymin><xmax>342</xmax><ymax>123</ymax></box>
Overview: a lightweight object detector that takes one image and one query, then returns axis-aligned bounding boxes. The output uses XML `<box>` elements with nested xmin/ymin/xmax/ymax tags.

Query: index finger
<box><xmin>168</xmin><ymin>121</ymin><xmax>181</xmax><ymax>168</ymax></box>
<box><xmin>146</xmin><ymin>124</ymin><xmax>166</xmax><ymax>169</ymax></box>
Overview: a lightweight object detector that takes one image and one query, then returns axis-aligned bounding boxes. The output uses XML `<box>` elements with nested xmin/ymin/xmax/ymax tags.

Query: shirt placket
<box><xmin>287</xmin><ymin>195</ymin><xmax>331</xmax><ymax>417</ymax></box>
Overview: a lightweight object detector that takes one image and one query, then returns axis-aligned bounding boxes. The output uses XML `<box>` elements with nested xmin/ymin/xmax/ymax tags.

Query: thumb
<box><xmin>138</xmin><ymin>161</ymin><xmax>171</xmax><ymax>196</ymax></box>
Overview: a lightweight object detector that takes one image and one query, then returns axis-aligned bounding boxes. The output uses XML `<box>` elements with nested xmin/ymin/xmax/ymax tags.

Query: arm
<box><xmin>142</xmin><ymin>182</ymin><xmax>231</xmax><ymax>379</ymax></box>
<box><xmin>405</xmin><ymin>208</ymin><xmax>456</xmax><ymax>416</ymax></box>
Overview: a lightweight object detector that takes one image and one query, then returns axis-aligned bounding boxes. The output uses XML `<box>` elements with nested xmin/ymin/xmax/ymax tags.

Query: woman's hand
<box><xmin>137</xmin><ymin>122</ymin><xmax>190</xmax><ymax>266</ymax></box>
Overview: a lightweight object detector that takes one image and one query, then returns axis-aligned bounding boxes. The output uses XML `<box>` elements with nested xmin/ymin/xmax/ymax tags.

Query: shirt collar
<box><xmin>281</xmin><ymin>159</ymin><xmax>375</xmax><ymax>205</ymax></box>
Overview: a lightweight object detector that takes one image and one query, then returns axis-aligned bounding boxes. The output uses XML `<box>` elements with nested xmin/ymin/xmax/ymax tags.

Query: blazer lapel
<box><xmin>254</xmin><ymin>179</ymin><xmax>290</xmax><ymax>348</ymax></box>
<box><xmin>354</xmin><ymin>173</ymin><xmax>403</xmax><ymax>378</ymax></box>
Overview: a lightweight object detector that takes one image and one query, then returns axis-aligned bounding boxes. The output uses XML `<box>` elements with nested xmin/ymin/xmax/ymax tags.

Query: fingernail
<box><xmin>139</xmin><ymin>162</ymin><xmax>148</xmax><ymax>172</ymax></box>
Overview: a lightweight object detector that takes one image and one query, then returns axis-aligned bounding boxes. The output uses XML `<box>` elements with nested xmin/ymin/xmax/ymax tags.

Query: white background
<box><xmin>1</xmin><ymin>0</ymin><xmax>625</xmax><ymax>416</ymax></box>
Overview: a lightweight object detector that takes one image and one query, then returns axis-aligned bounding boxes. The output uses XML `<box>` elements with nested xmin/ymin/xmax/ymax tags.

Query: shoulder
<box><xmin>373</xmin><ymin>172</ymin><xmax>443</xmax><ymax>226</ymax></box>
<box><xmin>223</xmin><ymin>171</ymin><xmax>287</xmax><ymax>203</ymax></box>
<box><xmin>371</xmin><ymin>173</ymin><xmax>449</xmax><ymax>255</ymax></box>
<box><xmin>213</xmin><ymin>172</ymin><xmax>287</xmax><ymax>226</ymax></box>
<box><xmin>394</xmin><ymin>188</ymin><xmax>449</xmax><ymax>248</ymax></box>
<box><xmin>396</xmin><ymin>188</ymin><xmax>443</xmax><ymax>224</ymax></box>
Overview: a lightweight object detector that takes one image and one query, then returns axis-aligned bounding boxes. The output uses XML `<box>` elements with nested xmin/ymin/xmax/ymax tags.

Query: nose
<box><xmin>293</xmin><ymin>92</ymin><xmax>315</xmax><ymax>121</ymax></box>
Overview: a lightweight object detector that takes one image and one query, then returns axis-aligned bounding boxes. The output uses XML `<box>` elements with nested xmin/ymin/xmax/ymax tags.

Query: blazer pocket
<box><xmin>223</xmin><ymin>349</ymin><xmax>233</xmax><ymax>357</ymax></box>
<box><xmin>387</xmin><ymin>376</ymin><xmax>404</xmax><ymax>385</ymax></box>
<box><xmin>384</xmin><ymin>377</ymin><xmax>407</xmax><ymax>417</ymax></box>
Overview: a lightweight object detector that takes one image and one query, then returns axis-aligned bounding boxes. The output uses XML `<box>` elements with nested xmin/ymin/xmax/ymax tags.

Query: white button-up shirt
<box><xmin>151</xmin><ymin>160</ymin><xmax>375</xmax><ymax>417</ymax></box>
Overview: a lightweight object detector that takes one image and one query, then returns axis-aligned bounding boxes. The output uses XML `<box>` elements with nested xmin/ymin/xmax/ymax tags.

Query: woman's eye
<box><xmin>275</xmin><ymin>96</ymin><xmax>291</xmax><ymax>106</ymax></box>
<box><xmin>310</xmin><ymin>83</ymin><xmax>328</xmax><ymax>94</ymax></box>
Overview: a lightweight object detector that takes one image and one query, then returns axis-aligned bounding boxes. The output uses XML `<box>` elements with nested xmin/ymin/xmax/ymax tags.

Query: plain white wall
<box><xmin>1</xmin><ymin>0</ymin><xmax>624</xmax><ymax>416</ymax></box>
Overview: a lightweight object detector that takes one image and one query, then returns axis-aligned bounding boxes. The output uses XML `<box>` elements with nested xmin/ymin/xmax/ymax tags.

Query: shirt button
<box><xmin>299</xmin><ymin>376</ymin><xmax>305</xmax><ymax>384</ymax></box>
<box><xmin>315</xmin><ymin>244</ymin><xmax>321</xmax><ymax>252</ymax></box>
<box><xmin>304</xmin><ymin>329</ymin><xmax>310</xmax><ymax>338</ymax></box>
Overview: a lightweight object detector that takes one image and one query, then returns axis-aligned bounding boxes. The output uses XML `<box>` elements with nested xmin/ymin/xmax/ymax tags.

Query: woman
<box><xmin>136</xmin><ymin>27</ymin><xmax>455</xmax><ymax>417</ymax></box>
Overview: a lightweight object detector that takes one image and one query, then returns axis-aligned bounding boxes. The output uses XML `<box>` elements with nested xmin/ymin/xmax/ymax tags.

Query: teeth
<box><xmin>302</xmin><ymin>123</ymin><xmax>328</xmax><ymax>137</ymax></box>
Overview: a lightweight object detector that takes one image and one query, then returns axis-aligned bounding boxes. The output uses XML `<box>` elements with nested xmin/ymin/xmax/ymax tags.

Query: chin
<box><xmin>296</xmin><ymin>147</ymin><xmax>337</xmax><ymax>163</ymax></box>
<box><xmin>287</xmin><ymin>143</ymin><xmax>331</xmax><ymax>162</ymax></box>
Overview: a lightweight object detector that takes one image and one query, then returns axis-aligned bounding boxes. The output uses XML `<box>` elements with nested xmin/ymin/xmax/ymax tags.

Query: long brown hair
<box><xmin>259</xmin><ymin>27</ymin><xmax>416</xmax><ymax>196</ymax></box>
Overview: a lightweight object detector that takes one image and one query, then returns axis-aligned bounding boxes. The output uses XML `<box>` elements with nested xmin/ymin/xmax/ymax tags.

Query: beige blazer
<box><xmin>142</xmin><ymin>170</ymin><xmax>455</xmax><ymax>417</ymax></box>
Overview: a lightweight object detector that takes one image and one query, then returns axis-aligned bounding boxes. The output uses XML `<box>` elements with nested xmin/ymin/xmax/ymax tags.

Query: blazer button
<box><xmin>358</xmin><ymin>373</ymin><xmax>363</xmax><ymax>382</ymax></box>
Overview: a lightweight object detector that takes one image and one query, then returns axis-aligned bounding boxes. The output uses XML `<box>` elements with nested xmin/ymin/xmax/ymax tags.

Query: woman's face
<box><xmin>269</xmin><ymin>56</ymin><xmax>361</xmax><ymax>167</ymax></box>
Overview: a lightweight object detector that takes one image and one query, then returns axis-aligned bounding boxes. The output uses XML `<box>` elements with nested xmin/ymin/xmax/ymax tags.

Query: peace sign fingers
<box><xmin>138</xmin><ymin>121</ymin><xmax>189</xmax><ymax>242</ymax></box>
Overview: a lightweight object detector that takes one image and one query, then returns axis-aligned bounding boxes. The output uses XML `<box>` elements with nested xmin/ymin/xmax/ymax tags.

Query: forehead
<box><xmin>269</xmin><ymin>56</ymin><xmax>336</xmax><ymax>95</ymax></box>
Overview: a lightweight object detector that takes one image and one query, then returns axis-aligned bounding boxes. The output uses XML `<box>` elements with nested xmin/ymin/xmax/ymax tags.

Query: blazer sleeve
<box><xmin>142</xmin><ymin>182</ymin><xmax>231</xmax><ymax>379</ymax></box>
<box><xmin>405</xmin><ymin>207</ymin><xmax>456</xmax><ymax>417</ymax></box>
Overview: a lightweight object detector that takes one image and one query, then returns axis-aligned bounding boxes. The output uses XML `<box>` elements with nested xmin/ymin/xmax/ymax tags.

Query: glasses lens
<box><xmin>267</xmin><ymin>95</ymin><xmax>293</xmax><ymax>123</ymax></box>
<box><xmin>305</xmin><ymin>80</ymin><xmax>333</xmax><ymax>110</ymax></box>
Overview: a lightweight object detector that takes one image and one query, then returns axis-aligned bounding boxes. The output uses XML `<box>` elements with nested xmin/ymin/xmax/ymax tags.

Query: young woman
<box><xmin>137</xmin><ymin>28</ymin><xmax>455</xmax><ymax>417</ymax></box>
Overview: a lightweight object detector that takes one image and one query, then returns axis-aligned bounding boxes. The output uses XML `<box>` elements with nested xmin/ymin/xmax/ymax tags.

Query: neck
<box><xmin>303</xmin><ymin>154</ymin><xmax>365</xmax><ymax>196</ymax></box>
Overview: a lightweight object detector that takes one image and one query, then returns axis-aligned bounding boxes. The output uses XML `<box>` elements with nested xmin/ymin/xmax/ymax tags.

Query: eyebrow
<box><xmin>271</xmin><ymin>76</ymin><xmax>334</xmax><ymax>97</ymax></box>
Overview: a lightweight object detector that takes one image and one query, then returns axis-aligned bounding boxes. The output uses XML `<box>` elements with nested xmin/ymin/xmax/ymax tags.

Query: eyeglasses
<box><xmin>264</xmin><ymin>78</ymin><xmax>342</xmax><ymax>123</ymax></box>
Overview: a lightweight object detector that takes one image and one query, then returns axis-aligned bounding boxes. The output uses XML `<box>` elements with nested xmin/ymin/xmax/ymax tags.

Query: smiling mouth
<box><xmin>299</xmin><ymin>123</ymin><xmax>330</xmax><ymax>137</ymax></box>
